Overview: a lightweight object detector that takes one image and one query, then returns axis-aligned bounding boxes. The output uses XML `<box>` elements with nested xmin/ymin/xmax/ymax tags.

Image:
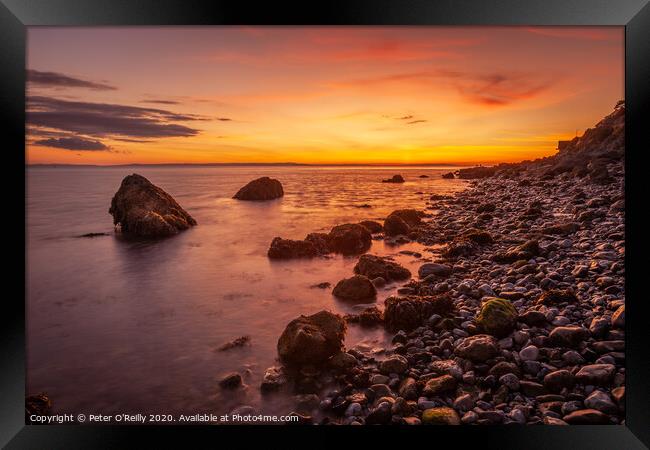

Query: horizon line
<box><xmin>26</xmin><ymin>161</ymin><xmax>498</xmax><ymax>168</ymax></box>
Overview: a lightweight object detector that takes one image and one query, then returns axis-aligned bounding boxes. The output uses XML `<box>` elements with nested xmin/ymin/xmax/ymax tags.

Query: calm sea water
<box><xmin>26</xmin><ymin>165</ymin><xmax>466</xmax><ymax>418</ymax></box>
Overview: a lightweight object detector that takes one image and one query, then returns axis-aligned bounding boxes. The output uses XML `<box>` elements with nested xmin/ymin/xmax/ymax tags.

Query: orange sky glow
<box><xmin>26</xmin><ymin>26</ymin><xmax>624</xmax><ymax>165</ymax></box>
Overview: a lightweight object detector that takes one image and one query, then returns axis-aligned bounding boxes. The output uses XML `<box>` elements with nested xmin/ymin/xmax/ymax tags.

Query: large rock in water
<box><xmin>109</xmin><ymin>174</ymin><xmax>197</xmax><ymax>238</ymax></box>
<box><xmin>277</xmin><ymin>311</ymin><xmax>346</xmax><ymax>367</ymax></box>
<box><xmin>354</xmin><ymin>254</ymin><xmax>411</xmax><ymax>281</ymax></box>
<box><xmin>327</xmin><ymin>223</ymin><xmax>372</xmax><ymax>255</ymax></box>
<box><xmin>233</xmin><ymin>177</ymin><xmax>284</xmax><ymax>201</ymax></box>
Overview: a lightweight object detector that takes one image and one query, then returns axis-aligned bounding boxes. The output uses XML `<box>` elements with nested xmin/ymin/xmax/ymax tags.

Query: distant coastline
<box><xmin>26</xmin><ymin>162</ymin><xmax>476</xmax><ymax>168</ymax></box>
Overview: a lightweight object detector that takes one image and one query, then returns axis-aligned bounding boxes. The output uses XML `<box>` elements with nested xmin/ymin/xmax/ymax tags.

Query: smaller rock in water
<box><xmin>358</xmin><ymin>220</ymin><xmax>383</xmax><ymax>233</ymax></box>
<box><xmin>219</xmin><ymin>372</ymin><xmax>243</xmax><ymax>389</ymax></box>
<box><xmin>267</xmin><ymin>237</ymin><xmax>318</xmax><ymax>259</ymax></box>
<box><xmin>442</xmin><ymin>172</ymin><xmax>455</xmax><ymax>179</ymax></box>
<box><xmin>382</xmin><ymin>174</ymin><xmax>405</xmax><ymax>183</ymax></box>
<box><xmin>78</xmin><ymin>232</ymin><xmax>110</xmax><ymax>238</ymax></box>
<box><xmin>277</xmin><ymin>311</ymin><xmax>346</xmax><ymax>367</ymax></box>
<box><xmin>217</xmin><ymin>335</ymin><xmax>251</xmax><ymax>352</ymax></box>
<box><xmin>354</xmin><ymin>254</ymin><xmax>411</xmax><ymax>281</ymax></box>
<box><xmin>233</xmin><ymin>177</ymin><xmax>284</xmax><ymax>201</ymax></box>
<box><xmin>327</xmin><ymin>223</ymin><xmax>372</xmax><ymax>255</ymax></box>
<box><xmin>332</xmin><ymin>275</ymin><xmax>377</xmax><ymax>302</ymax></box>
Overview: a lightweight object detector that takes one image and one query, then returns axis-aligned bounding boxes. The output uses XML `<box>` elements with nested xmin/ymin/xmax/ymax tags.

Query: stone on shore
<box><xmin>109</xmin><ymin>174</ymin><xmax>197</xmax><ymax>238</ymax></box>
<box><xmin>353</xmin><ymin>254</ymin><xmax>411</xmax><ymax>281</ymax></box>
<box><xmin>384</xmin><ymin>295</ymin><xmax>454</xmax><ymax>331</ymax></box>
<box><xmin>277</xmin><ymin>311</ymin><xmax>346</xmax><ymax>367</ymax></box>
<box><xmin>332</xmin><ymin>275</ymin><xmax>377</xmax><ymax>302</ymax></box>
<box><xmin>475</xmin><ymin>298</ymin><xmax>518</xmax><ymax>337</ymax></box>
<box><xmin>384</xmin><ymin>215</ymin><xmax>410</xmax><ymax>236</ymax></box>
<box><xmin>233</xmin><ymin>176</ymin><xmax>284</xmax><ymax>200</ymax></box>
<box><xmin>418</xmin><ymin>263</ymin><xmax>452</xmax><ymax>278</ymax></box>
<box><xmin>422</xmin><ymin>407</ymin><xmax>461</xmax><ymax>425</ymax></box>
<box><xmin>455</xmin><ymin>334</ymin><xmax>499</xmax><ymax>362</ymax></box>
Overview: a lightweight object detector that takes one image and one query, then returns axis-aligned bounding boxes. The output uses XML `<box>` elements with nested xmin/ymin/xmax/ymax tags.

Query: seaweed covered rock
<box><xmin>327</xmin><ymin>223</ymin><xmax>372</xmax><ymax>255</ymax></box>
<box><xmin>384</xmin><ymin>295</ymin><xmax>454</xmax><ymax>332</ymax></box>
<box><xmin>476</xmin><ymin>298</ymin><xmax>518</xmax><ymax>337</ymax></box>
<box><xmin>354</xmin><ymin>254</ymin><xmax>411</xmax><ymax>281</ymax></box>
<box><xmin>109</xmin><ymin>174</ymin><xmax>197</xmax><ymax>238</ymax></box>
<box><xmin>233</xmin><ymin>177</ymin><xmax>284</xmax><ymax>201</ymax></box>
<box><xmin>268</xmin><ymin>237</ymin><xmax>318</xmax><ymax>259</ymax></box>
<box><xmin>277</xmin><ymin>311</ymin><xmax>346</xmax><ymax>367</ymax></box>
<box><xmin>332</xmin><ymin>275</ymin><xmax>377</xmax><ymax>302</ymax></box>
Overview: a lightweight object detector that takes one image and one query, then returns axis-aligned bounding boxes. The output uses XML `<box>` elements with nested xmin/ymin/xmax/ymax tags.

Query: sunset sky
<box><xmin>26</xmin><ymin>26</ymin><xmax>623</xmax><ymax>165</ymax></box>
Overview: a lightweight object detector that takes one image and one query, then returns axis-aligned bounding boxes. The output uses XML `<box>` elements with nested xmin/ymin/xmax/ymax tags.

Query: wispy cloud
<box><xmin>331</xmin><ymin>69</ymin><xmax>558</xmax><ymax>107</ymax></box>
<box><xmin>27</xmin><ymin>70</ymin><xmax>117</xmax><ymax>91</ymax></box>
<box><xmin>33</xmin><ymin>136</ymin><xmax>111</xmax><ymax>151</ymax></box>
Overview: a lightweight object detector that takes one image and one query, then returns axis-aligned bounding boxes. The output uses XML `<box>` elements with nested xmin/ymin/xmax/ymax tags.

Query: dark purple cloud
<box><xmin>27</xmin><ymin>96</ymin><xmax>203</xmax><ymax>139</ymax></box>
<box><xmin>27</xmin><ymin>70</ymin><xmax>116</xmax><ymax>91</ymax></box>
<box><xmin>34</xmin><ymin>137</ymin><xmax>111</xmax><ymax>151</ymax></box>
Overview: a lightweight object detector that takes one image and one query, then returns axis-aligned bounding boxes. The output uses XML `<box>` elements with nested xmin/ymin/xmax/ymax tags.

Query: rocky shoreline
<box><xmin>233</xmin><ymin>102</ymin><xmax>626</xmax><ymax>425</ymax></box>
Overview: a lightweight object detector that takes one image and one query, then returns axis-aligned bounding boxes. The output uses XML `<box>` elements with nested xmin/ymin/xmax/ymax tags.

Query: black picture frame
<box><xmin>2</xmin><ymin>0</ymin><xmax>649</xmax><ymax>448</ymax></box>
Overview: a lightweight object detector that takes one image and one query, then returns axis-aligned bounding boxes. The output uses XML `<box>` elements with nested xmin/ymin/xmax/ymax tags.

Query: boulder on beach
<box><xmin>327</xmin><ymin>223</ymin><xmax>372</xmax><ymax>255</ymax></box>
<box><xmin>382</xmin><ymin>174</ymin><xmax>405</xmax><ymax>183</ymax></box>
<box><xmin>384</xmin><ymin>295</ymin><xmax>454</xmax><ymax>332</ymax></box>
<box><xmin>109</xmin><ymin>174</ymin><xmax>197</xmax><ymax>238</ymax></box>
<box><xmin>277</xmin><ymin>310</ymin><xmax>346</xmax><ymax>367</ymax></box>
<box><xmin>442</xmin><ymin>172</ymin><xmax>455</xmax><ymax>179</ymax></box>
<box><xmin>332</xmin><ymin>275</ymin><xmax>377</xmax><ymax>302</ymax></box>
<box><xmin>233</xmin><ymin>177</ymin><xmax>284</xmax><ymax>201</ymax></box>
<box><xmin>476</xmin><ymin>298</ymin><xmax>518</xmax><ymax>337</ymax></box>
<box><xmin>354</xmin><ymin>254</ymin><xmax>411</xmax><ymax>281</ymax></box>
<box><xmin>267</xmin><ymin>237</ymin><xmax>318</xmax><ymax>259</ymax></box>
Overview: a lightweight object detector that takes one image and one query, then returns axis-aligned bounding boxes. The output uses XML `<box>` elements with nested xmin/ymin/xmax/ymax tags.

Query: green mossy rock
<box><xmin>476</xmin><ymin>297</ymin><xmax>518</xmax><ymax>337</ymax></box>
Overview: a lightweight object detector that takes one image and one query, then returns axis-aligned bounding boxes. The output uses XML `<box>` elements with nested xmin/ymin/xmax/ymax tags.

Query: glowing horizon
<box><xmin>26</xmin><ymin>26</ymin><xmax>624</xmax><ymax>165</ymax></box>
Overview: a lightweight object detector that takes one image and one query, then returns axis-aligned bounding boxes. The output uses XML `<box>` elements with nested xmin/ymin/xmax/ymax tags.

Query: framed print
<box><xmin>1</xmin><ymin>0</ymin><xmax>649</xmax><ymax>448</ymax></box>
